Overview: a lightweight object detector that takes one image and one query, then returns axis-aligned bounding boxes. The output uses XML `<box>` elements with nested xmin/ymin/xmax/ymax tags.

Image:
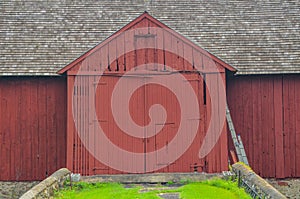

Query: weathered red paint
<box><xmin>0</xmin><ymin>77</ymin><xmax>67</xmax><ymax>181</ymax></box>
<box><xmin>62</xmin><ymin>13</ymin><xmax>229</xmax><ymax>175</ymax></box>
<box><xmin>227</xmin><ymin>74</ymin><xmax>300</xmax><ymax>178</ymax></box>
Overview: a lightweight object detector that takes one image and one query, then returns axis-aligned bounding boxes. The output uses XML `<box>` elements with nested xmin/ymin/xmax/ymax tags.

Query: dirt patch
<box><xmin>0</xmin><ymin>181</ymin><xmax>39</xmax><ymax>199</ymax></box>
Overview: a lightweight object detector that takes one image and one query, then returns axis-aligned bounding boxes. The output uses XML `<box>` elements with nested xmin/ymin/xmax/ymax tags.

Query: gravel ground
<box><xmin>0</xmin><ymin>181</ymin><xmax>39</xmax><ymax>199</ymax></box>
<box><xmin>266</xmin><ymin>178</ymin><xmax>300</xmax><ymax>199</ymax></box>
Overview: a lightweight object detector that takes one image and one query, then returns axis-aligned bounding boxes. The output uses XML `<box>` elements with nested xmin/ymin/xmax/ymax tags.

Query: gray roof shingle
<box><xmin>0</xmin><ymin>0</ymin><xmax>299</xmax><ymax>75</ymax></box>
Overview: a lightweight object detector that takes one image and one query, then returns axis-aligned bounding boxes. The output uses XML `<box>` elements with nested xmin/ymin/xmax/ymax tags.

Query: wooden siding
<box><xmin>64</xmin><ymin>15</ymin><xmax>229</xmax><ymax>175</ymax></box>
<box><xmin>227</xmin><ymin>74</ymin><xmax>300</xmax><ymax>178</ymax></box>
<box><xmin>0</xmin><ymin>77</ymin><xmax>67</xmax><ymax>181</ymax></box>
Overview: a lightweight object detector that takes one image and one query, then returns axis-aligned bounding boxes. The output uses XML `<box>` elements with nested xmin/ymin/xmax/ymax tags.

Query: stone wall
<box><xmin>232</xmin><ymin>163</ymin><xmax>286</xmax><ymax>199</ymax></box>
<box><xmin>20</xmin><ymin>168</ymin><xmax>71</xmax><ymax>199</ymax></box>
<box><xmin>0</xmin><ymin>181</ymin><xmax>39</xmax><ymax>199</ymax></box>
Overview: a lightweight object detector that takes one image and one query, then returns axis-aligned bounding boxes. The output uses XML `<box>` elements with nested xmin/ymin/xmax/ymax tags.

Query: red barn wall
<box><xmin>227</xmin><ymin>74</ymin><xmax>300</xmax><ymax>178</ymax></box>
<box><xmin>0</xmin><ymin>77</ymin><xmax>67</xmax><ymax>181</ymax></box>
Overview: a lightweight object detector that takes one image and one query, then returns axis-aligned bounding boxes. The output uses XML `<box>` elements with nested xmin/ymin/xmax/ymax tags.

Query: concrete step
<box><xmin>81</xmin><ymin>172</ymin><xmax>221</xmax><ymax>184</ymax></box>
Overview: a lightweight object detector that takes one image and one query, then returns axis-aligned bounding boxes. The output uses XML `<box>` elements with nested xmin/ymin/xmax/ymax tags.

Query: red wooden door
<box><xmin>92</xmin><ymin>75</ymin><xmax>147</xmax><ymax>174</ymax></box>
<box><xmin>71</xmin><ymin>72</ymin><xmax>214</xmax><ymax>175</ymax></box>
<box><xmin>145</xmin><ymin>75</ymin><xmax>203</xmax><ymax>173</ymax></box>
<box><xmin>93</xmin><ymin>76</ymin><xmax>174</xmax><ymax>174</ymax></box>
<box><xmin>91</xmin><ymin>74</ymin><xmax>202</xmax><ymax>174</ymax></box>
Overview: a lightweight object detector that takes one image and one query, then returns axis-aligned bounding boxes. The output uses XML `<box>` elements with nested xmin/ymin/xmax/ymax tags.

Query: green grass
<box><xmin>55</xmin><ymin>178</ymin><xmax>251</xmax><ymax>199</ymax></box>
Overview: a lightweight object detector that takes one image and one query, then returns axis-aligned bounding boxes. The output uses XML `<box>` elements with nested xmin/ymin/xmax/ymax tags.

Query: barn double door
<box><xmin>71</xmin><ymin>73</ymin><xmax>204</xmax><ymax>174</ymax></box>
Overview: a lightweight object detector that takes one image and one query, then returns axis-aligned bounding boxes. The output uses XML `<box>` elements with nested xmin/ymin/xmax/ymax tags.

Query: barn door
<box><xmin>144</xmin><ymin>74</ymin><xmax>202</xmax><ymax>173</ymax></box>
<box><xmin>73</xmin><ymin>73</ymin><xmax>203</xmax><ymax>174</ymax></box>
<box><xmin>92</xmin><ymin>75</ymin><xmax>182</xmax><ymax>174</ymax></box>
<box><xmin>91</xmin><ymin>75</ymin><xmax>147</xmax><ymax>174</ymax></box>
<box><xmin>143</xmin><ymin>80</ymin><xmax>176</xmax><ymax>173</ymax></box>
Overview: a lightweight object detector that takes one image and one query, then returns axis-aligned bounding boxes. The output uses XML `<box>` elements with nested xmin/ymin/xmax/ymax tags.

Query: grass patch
<box><xmin>55</xmin><ymin>178</ymin><xmax>251</xmax><ymax>199</ymax></box>
<box><xmin>55</xmin><ymin>182</ymin><xmax>162</xmax><ymax>199</ymax></box>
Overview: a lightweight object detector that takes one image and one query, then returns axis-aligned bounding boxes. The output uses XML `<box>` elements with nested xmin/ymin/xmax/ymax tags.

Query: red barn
<box><xmin>0</xmin><ymin>1</ymin><xmax>299</xmax><ymax>180</ymax></box>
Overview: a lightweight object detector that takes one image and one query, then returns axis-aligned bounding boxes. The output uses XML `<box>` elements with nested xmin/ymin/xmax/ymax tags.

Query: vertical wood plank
<box><xmin>14</xmin><ymin>80</ymin><xmax>22</xmax><ymax>179</ymax></box>
<box><xmin>274</xmin><ymin>76</ymin><xmax>284</xmax><ymax>178</ymax></box>
<box><xmin>88</xmin><ymin>76</ymin><xmax>94</xmax><ymax>175</ymax></box>
<box><xmin>257</xmin><ymin>77</ymin><xmax>264</xmax><ymax>176</ymax></box>
<box><xmin>79</xmin><ymin>76</ymin><xmax>83</xmax><ymax>174</ymax></box>
<box><xmin>1</xmin><ymin>79</ymin><xmax>10</xmax><ymax>180</ymax></box>
<box><xmin>220</xmin><ymin>73</ymin><xmax>228</xmax><ymax>171</ymax></box>
<box><xmin>268</xmin><ymin>77</ymin><xmax>275</xmax><ymax>177</ymax></box>
<box><xmin>8</xmin><ymin>80</ymin><xmax>16</xmax><ymax>180</ymax></box>
<box><xmin>243</xmin><ymin>78</ymin><xmax>253</xmax><ymax>165</ymax></box>
<box><xmin>261</xmin><ymin>78</ymin><xmax>269</xmax><ymax>177</ymax></box>
<box><xmin>163</xmin><ymin>30</ymin><xmax>173</xmax><ymax>71</ymax></box>
<box><xmin>30</xmin><ymin>79</ymin><xmax>39</xmax><ymax>180</ymax></box>
<box><xmin>108</xmin><ymin>39</ymin><xmax>117</xmax><ymax>72</ymax></box>
<box><xmin>205</xmin><ymin>74</ymin><xmax>218</xmax><ymax>172</ymax></box>
<box><xmin>66</xmin><ymin>76</ymin><xmax>75</xmax><ymax>172</ymax></box>
<box><xmin>47</xmin><ymin>78</ymin><xmax>58</xmax><ymax>176</ymax></box>
<box><xmin>183</xmin><ymin>43</ymin><xmax>193</xmax><ymax>70</ymax></box>
<box><xmin>289</xmin><ymin>76</ymin><xmax>296</xmax><ymax>177</ymax></box>
<box><xmin>22</xmin><ymin>80</ymin><xmax>31</xmax><ymax>180</ymax></box>
<box><xmin>55</xmin><ymin>77</ymin><xmax>67</xmax><ymax>173</ymax></box>
<box><xmin>157</xmin><ymin>28</ymin><xmax>164</xmax><ymax>70</ymax></box>
<box><xmin>124</xmin><ymin>27</ymin><xmax>134</xmax><ymax>71</ymax></box>
<box><xmin>116</xmin><ymin>33</ymin><xmax>125</xmax><ymax>72</ymax></box>
<box><xmin>193</xmin><ymin>49</ymin><xmax>203</xmax><ymax>71</ymax></box>
<box><xmin>295</xmin><ymin>76</ymin><xmax>300</xmax><ymax>177</ymax></box>
<box><xmin>251</xmin><ymin>77</ymin><xmax>261</xmax><ymax>175</ymax></box>
<box><xmin>176</xmin><ymin>38</ymin><xmax>184</xmax><ymax>71</ymax></box>
<box><xmin>38</xmin><ymin>79</ymin><xmax>47</xmax><ymax>179</ymax></box>
<box><xmin>283</xmin><ymin>76</ymin><xmax>291</xmax><ymax>177</ymax></box>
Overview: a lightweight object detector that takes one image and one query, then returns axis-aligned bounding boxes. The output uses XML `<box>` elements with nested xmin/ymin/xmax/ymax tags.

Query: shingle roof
<box><xmin>0</xmin><ymin>0</ymin><xmax>299</xmax><ymax>75</ymax></box>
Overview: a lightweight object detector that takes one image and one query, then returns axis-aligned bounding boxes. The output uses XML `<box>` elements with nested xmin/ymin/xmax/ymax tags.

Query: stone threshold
<box><xmin>81</xmin><ymin>172</ymin><xmax>222</xmax><ymax>184</ymax></box>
